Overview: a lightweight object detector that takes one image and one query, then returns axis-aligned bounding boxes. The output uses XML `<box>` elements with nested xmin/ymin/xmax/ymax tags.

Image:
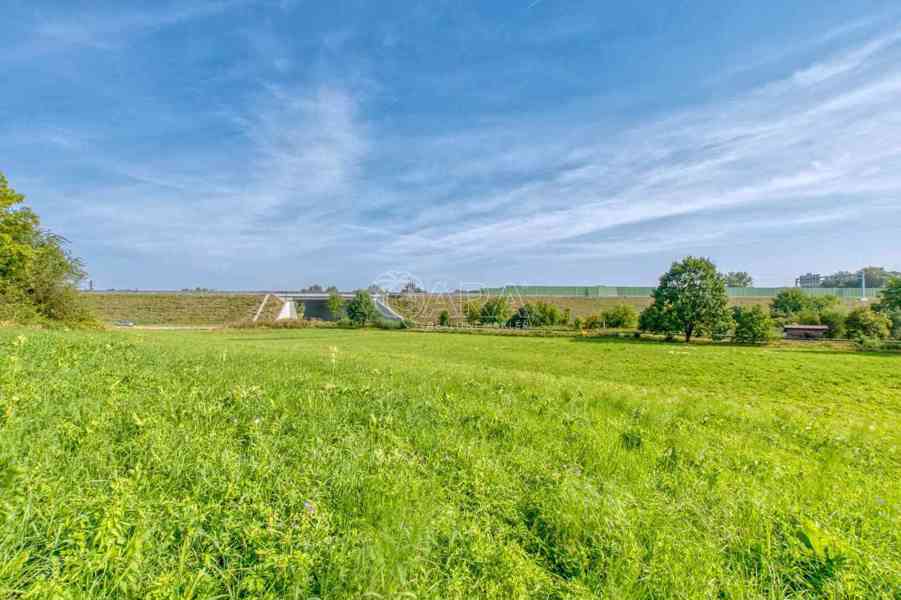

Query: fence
<box><xmin>479</xmin><ymin>286</ymin><xmax>885</xmax><ymax>299</ymax></box>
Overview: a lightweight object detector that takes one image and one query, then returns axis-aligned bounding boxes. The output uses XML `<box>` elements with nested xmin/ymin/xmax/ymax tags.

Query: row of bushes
<box><xmin>770</xmin><ymin>287</ymin><xmax>900</xmax><ymax>341</ymax></box>
<box><xmin>633</xmin><ymin>257</ymin><xmax>901</xmax><ymax>346</ymax></box>
<box><xmin>442</xmin><ymin>297</ymin><xmax>641</xmax><ymax>330</ymax></box>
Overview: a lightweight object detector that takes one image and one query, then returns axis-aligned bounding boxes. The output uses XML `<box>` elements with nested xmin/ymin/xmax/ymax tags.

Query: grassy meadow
<box><xmin>0</xmin><ymin>327</ymin><xmax>898</xmax><ymax>598</ymax></box>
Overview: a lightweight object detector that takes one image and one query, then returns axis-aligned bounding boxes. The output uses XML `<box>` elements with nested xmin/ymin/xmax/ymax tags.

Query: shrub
<box><xmin>561</xmin><ymin>308</ymin><xmax>571</xmax><ymax>326</ymax></box>
<box><xmin>796</xmin><ymin>308</ymin><xmax>821</xmax><ymax>325</ymax></box>
<box><xmin>463</xmin><ymin>301</ymin><xmax>481</xmax><ymax>325</ymax></box>
<box><xmin>326</xmin><ymin>292</ymin><xmax>344</xmax><ymax>319</ymax></box>
<box><xmin>375</xmin><ymin>318</ymin><xmax>407</xmax><ymax>330</ymax></box>
<box><xmin>638</xmin><ymin>304</ymin><xmax>677</xmax><ymax>338</ymax></box>
<box><xmin>572</xmin><ymin>317</ymin><xmax>582</xmax><ymax>330</ymax></box>
<box><xmin>479</xmin><ymin>297</ymin><xmax>510</xmax><ymax>325</ymax></box>
<box><xmin>582</xmin><ymin>314</ymin><xmax>602</xmax><ymax>330</ymax></box>
<box><xmin>531</xmin><ymin>301</ymin><xmax>561</xmax><ymax>327</ymax></box>
<box><xmin>732</xmin><ymin>305</ymin><xmax>773</xmax><ymax>343</ymax></box>
<box><xmin>886</xmin><ymin>309</ymin><xmax>901</xmax><ymax>340</ymax></box>
<box><xmin>231</xmin><ymin>319</ymin><xmax>333</xmax><ymax>330</ymax></box>
<box><xmin>506</xmin><ymin>306</ymin><xmax>530</xmax><ymax>328</ymax></box>
<box><xmin>771</xmin><ymin>291</ymin><xmax>838</xmax><ymax>321</ymax></box>
<box><xmin>438</xmin><ymin>310</ymin><xmax>450</xmax><ymax>327</ymax></box>
<box><xmin>770</xmin><ymin>289</ymin><xmax>809</xmax><ymax>319</ymax></box>
<box><xmin>819</xmin><ymin>308</ymin><xmax>847</xmax><ymax>339</ymax></box>
<box><xmin>857</xmin><ymin>336</ymin><xmax>886</xmax><ymax>352</ymax></box>
<box><xmin>845</xmin><ymin>307</ymin><xmax>890</xmax><ymax>340</ymax></box>
<box><xmin>0</xmin><ymin>284</ymin><xmax>45</xmax><ymax>325</ymax></box>
<box><xmin>346</xmin><ymin>291</ymin><xmax>378</xmax><ymax>327</ymax></box>
<box><xmin>602</xmin><ymin>304</ymin><xmax>638</xmax><ymax>328</ymax></box>
<box><xmin>809</xmin><ymin>295</ymin><xmax>840</xmax><ymax>312</ymax></box>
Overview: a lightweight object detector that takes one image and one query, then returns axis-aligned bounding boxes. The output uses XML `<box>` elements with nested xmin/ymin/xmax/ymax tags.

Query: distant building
<box><xmin>796</xmin><ymin>273</ymin><xmax>821</xmax><ymax>288</ymax></box>
<box><xmin>783</xmin><ymin>325</ymin><xmax>828</xmax><ymax>340</ymax></box>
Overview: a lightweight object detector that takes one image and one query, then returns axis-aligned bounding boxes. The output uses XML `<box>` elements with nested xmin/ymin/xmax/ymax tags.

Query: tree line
<box><xmin>442</xmin><ymin>257</ymin><xmax>901</xmax><ymax>346</ymax></box>
<box><xmin>638</xmin><ymin>257</ymin><xmax>900</xmax><ymax>344</ymax></box>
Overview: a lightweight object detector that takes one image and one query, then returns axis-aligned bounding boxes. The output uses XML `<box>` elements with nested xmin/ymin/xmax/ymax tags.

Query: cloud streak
<box><xmin>371</xmin><ymin>30</ymin><xmax>901</xmax><ymax>266</ymax></box>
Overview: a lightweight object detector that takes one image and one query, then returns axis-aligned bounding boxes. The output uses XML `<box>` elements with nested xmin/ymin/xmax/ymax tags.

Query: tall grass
<box><xmin>0</xmin><ymin>328</ymin><xmax>898</xmax><ymax>598</ymax></box>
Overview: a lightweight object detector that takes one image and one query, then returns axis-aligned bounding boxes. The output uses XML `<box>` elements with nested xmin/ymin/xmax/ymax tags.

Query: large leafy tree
<box><xmin>0</xmin><ymin>172</ymin><xmax>90</xmax><ymax>323</ymax></box>
<box><xmin>640</xmin><ymin>256</ymin><xmax>732</xmax><ymax>342</ymax></box>
<box><xmin>0</xmin><ymin>173</ymin><xmax>40</xmax><ymax>284</ymax></box>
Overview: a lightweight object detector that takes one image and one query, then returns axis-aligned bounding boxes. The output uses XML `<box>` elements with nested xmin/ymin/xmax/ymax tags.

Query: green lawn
<box><xmin>0</xmin><ymin>328</ymin><xmax>898</xmax><ymax>598</ymax></box>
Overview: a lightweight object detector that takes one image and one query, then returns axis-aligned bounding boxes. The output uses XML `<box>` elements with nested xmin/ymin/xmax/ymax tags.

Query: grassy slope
<box><xmin>82</xmin><ymin>293</ymin><xmax>269</xmax><ymax>325</ymax></box>
<box><xmin>0</xmin><ymin>329</ymin><xmax>898</xmax><ymax>598</ymax></box>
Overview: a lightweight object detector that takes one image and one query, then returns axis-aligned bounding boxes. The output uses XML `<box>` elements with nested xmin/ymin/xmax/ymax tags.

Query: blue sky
<box><xmin>3</xmin><ymin>1</ymin><xmax>900</xmax><ymax>290</ymax></box>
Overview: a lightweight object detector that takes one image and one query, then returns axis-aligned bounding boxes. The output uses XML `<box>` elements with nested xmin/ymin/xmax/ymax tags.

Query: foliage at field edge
<box><xmin>0</xmin><ymin>328</ymin><xmax>898</xmax><ymax>598</ymax></box>
<box><xmin>0</xmin><ymin>172</ymin><xmax>95</xmax><ymax>327</ymax></box>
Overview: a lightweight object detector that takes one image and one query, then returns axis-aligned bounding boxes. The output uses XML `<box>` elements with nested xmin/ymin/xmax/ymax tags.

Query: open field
<box><xmin>0</xmin><ymin>328</ymin><xmax>898</xmax><ymax>598</ymax></box>
<box><xmin>82</xmin><ymin>293</ymin><xmax>282</xmax><ymax>325</ymax></box>
<box><xmin>81</xmin><ymin>292</ymin><xmax>870</xmax><ymax>327</ymax></box>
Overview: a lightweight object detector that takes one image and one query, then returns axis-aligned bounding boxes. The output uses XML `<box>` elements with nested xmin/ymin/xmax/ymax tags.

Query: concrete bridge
<box><xmin>270</xmin><ymin>292</ymin><xmax>404</xmax><ymax>322</ymax></box>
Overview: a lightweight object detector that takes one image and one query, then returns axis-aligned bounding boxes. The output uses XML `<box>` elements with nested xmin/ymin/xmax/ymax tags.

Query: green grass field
<box><xmin>0</xmin><ymin>328</ymin><xmax>898</xmax><ymax>598</ymax></box>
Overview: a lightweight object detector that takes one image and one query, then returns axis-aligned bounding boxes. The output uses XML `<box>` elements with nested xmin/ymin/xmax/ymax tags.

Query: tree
<box><xmin>797</xmin><ymin>308</ymin><xmax>822</xmax><ymax>325</ymax></box>
<box><xmin>602</xmin><ymin>304</ymin><xmax>638</xmax><ymax>328</ymax></box>
<box><xmin>326</xmin><ymin>291</ymin><xmax>345</xmax><ymax>319</ymax></box>
<box><xmin>638</xmin><ymin>304</ymin><xmax>677</xmax><ymax>339</ymax></box>
<box><xmin>438</xmin><ymin>310</ymin><xmax>450</xmax><ymax>326</ymax></box>
<box><xmin>463</xmin><ymin>300</ymin><xmax>481</xmax><ymax>325</ymax></box>
<box><xmin>723</xmin><ymin>271</ymin><xmax>753</xmax><ymax>287</ymax></box>
<box><xmin>821</xmin><ymin>267</ymin><xmax>901</xmax><ymax>288</ymax></box>
<box><xmin>845</xmin><ymin>307</ymin><xmax>890</xmax><ymax>340</ymax></box>
<box><xmin>479</xmin><ymin>297</ymin><xmax>511</xmax><ymax>325</ymax></box>
<box><xmin>0</xmin><ymin>172</ymin><xmax>91</xmax><ymax>324</ymax></box>
<box><xmin>877</xmin><ymin>277</ymin><xmax>901</xmax><ymax>312</ymax></box>
<box><xmin>346</xmin><ymin>291</ymin><xmax>378</xmax><ymax>327</ymax></box>
<box><xmin>506</xmin><ymin>305</ymin><xmax>531</xmax><ymax>328</ymax></box>
<box><xmin>819</xmin><ymin>307</ymin><xmax>847</xmax><ymax>339</ymax></box>
<box><xmin>732</xmin><ymin>305</ymin><xmax>772</xmax><ymax>343</ymax></box>
<box><xmin>583</xmin><ymin>314</ymin><xmax>603</xmax><ymax>330</ymax></box>
<box><xmin>640</xmin><ymin>257</ymin><xmax>732</xmax><ymax>342</ymax></box>
<box><xmin>526</xmin><ymin>300</ymin><xmax>562</xmax><ymax>327</ymax></box>
<box><xmin>770</xmin><ymin>289</ymin><xmax>809</xmax><ymax>319</ymax></box>
<box><xmin>0</xmin><ymin>172</ymin><xmax>39</xmax><ymax>285</ymax></box>
<box><xmin>886</xmin><ymin>309</ymin><xmax>901</xmax><ymax>340</ymax></box>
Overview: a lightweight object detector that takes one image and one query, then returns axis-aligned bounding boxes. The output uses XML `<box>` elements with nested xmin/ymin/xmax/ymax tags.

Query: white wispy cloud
<box><xmin>10</xmin><ymin>1</ymin><xmax>248</xmax><ymax>58</ymax></box>
<box><xmin>371</xmin><ymin>29</ymin><xmax>901</xmax><ymax>265</ymax></box>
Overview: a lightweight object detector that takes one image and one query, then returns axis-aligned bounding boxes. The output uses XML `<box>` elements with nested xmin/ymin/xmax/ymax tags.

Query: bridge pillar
<box><xmin>276</xmin><ymin>299</ymin><xmax>298</xmax><ymax>320</ymax></box>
